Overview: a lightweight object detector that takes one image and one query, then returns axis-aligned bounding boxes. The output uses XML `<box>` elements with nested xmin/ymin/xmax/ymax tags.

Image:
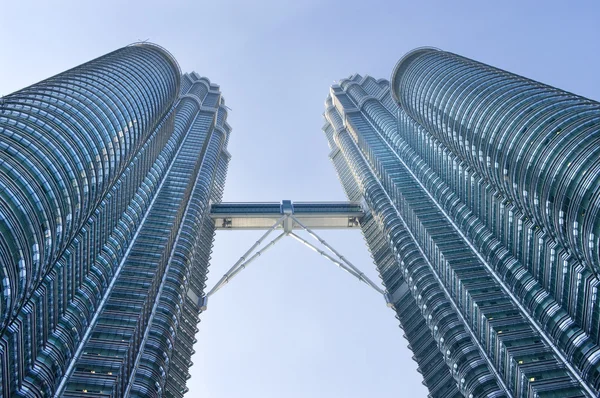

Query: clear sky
<box><xmin>1</xmin><ymin>1</ymin><xmax>599</xmax><ymax>397</ymax></box>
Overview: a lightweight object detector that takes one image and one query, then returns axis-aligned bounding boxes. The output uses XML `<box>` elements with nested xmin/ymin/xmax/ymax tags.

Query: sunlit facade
<box><xmin>0</xmin><ymin>45</ymin><xmax>231</xmax><ymax>397</ymax></box>
<box><xmin>324</xmin><ymin>48</ymin><xmax>600</xmax><ymax>397</ymax></box>
<box><xmin>3</xmin><ymin>41</ymin><xmax>600</xmax><ymax>398</ymax></box>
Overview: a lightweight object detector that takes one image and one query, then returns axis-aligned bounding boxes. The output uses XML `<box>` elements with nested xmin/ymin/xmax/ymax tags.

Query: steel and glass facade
<box><xmin>0</xmin><ymin>45</ymin><xmax>231</xmax><ymax>397</ymax></box>
<box><xmin>2</xmin><ymin>41</ymin><xmax>600</xmax><ymax>398</ymax></box>
<box><xmin>324</xmin><ymin>48</ymin><xmax>600</xmax><ymax>397</ymax></box>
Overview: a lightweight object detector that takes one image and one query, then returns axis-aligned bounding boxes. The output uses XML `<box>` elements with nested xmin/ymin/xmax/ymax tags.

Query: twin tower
<box><xmin>0</xmin><ymin>43</ymin><xmax>599</xmax><ymax>397</ymax></box>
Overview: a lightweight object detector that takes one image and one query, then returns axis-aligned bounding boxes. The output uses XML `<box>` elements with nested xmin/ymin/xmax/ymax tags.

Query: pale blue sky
<box><xmin>1</xmin><ymin>1</ymin><xmax>599</xmax><ymax>397</ymax></box>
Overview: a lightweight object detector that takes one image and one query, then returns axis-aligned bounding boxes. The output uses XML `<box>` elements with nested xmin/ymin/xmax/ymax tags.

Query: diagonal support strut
<box><xmin>201</xmin><ymin>216</ymin><xmax>287</xmax><ymax>309</ymax></box>
<box><xmin>287</xmin><ymin>232</ymin><xmax>383</xmax><ymax>294</ymax></box>
<box><xmin>289</xmin><ymin>215</ymin><xmax>392</xmax><ymax>306</ymax></box>
<box><xmin>202</xmin><ymin>214</ymin><xmax>394</xmax><ymax>310</ymax></box>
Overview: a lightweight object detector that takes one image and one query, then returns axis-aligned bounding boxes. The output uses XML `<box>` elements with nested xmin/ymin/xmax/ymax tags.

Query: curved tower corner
<box><xmin>325</xmin><ymin>48</ymin><xmax>600</xmax><ymax>397</ymax></box>
<box><xmin>0</xmin><ymin>44</ymin><xmax>181</xmax><ymax>334</ymax></box>
<box><xmin>0</xmin><ymin>45</ymin><xmax>231</xmax><ymax>398</ymax></box>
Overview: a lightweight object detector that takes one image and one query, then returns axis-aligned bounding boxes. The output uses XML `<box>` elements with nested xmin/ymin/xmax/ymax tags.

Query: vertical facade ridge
<box><xmin>326</xmin><ymin>101</ymin><xmax>507</xmax><ymax>398</ymax></box>
<box><xmin>0</xmin><ymin>45</ymin><xmax>180</xmax><ymax>336</ymax></box>
<box><xmin>0</xmin><ymin>46</ymin><xmax>231</xmax><ymax>398</ymax></box>
<box><xmin>326</xmin><ymin>49</ymin><xmax>600</xmax><ymax>397</ymax></box>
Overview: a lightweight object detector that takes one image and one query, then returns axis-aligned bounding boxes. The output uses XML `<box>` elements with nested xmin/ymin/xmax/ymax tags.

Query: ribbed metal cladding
<box><xmin>324</xmin><ymin>76</ymin><xmax>517</xmax><ymax>396</ymax></box>
<box><xmin>325</xmin><ymin>66</ymin><xmax>600</xmax><ymax>396</ymax></box>
<box><xmin>129</xmin><ymin>77</ymin><xmax>231</xmax><ymax>398</ymax></box>
<box><xmin>391</xmin><ymin>48</ymin><xmax>600</xmax><ymax>279</ymax></box>
<box><xmin>324</xmin><ymin>110</ymin><xmax>463</xmax><ymax>396</ymax></box>
<box><xmin>0</xmin><ymin>45</ymin><xmax>230</xmax><ymax>398</ymax></box>
<box><xmin>52</xmin><ymin>74</ymin><xmax>230</xmax><ymax>398</ymax></box>
<box><xmin>358</xmin><ymin>47</ymin><xmax>600</xmax><ymax>396</ymax></box>
<box><xmin>0</xmin><ymin>43</ymin><xmax>180</xmax><ymax>333</ymax></box>
<box><xmin>338</xmin><ymin>127</ymin><xmax>505</xmax><ymax>397</ymax></box>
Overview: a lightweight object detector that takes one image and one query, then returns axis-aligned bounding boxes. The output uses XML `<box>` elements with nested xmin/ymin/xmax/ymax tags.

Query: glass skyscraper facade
<box><xmin>1</xmin><ymin>41</ymin><xmax>600</xmax><ymax>398</ymax></box>
<box><xmin>0</xmin><ymin>44</ymin><xmax>231</xmax><ymax>397</ymax></box>
<box><xmin>323</xmin><ymin>48</ymin><xmax>600</xmax><ymax>397</ymax></box>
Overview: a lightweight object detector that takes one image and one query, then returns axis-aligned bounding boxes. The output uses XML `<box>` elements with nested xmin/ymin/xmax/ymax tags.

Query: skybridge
<box><xmin>203</xmin><ymin>200</ymin><xmax>394</xmax><ymax>310</ymax></box>
<box><xmin>211</xmin><ymin>200</ymin><xmax>363</xmax><ymax>230</ymax></box>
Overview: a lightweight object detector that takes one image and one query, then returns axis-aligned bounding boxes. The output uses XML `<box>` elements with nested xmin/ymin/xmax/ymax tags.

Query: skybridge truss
<box><xmin>202</xmin><ymin>200</ymin><xmax>393</xmax><ymax>310</ymax></box>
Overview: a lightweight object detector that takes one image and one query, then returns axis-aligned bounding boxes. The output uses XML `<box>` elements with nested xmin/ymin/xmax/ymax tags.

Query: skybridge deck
<box><xmin>210</xmin><ymin>200</ymin><xmax>364</xmax><ymax>230</ymax></box>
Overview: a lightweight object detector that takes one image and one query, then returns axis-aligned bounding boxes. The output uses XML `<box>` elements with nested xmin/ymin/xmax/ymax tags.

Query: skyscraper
<box><xmin>324</xmin><ymin>48</ymin><xmax>600</xmax><ymax>397</ymax></box>
<box><xmin>0</xmin><ymin>44</ymin><xmax>231</xmax><ymax>397</ymax></box>
<box><xmin>2</xmin><ymin>41</ymin><xmax>600</xmax><ymax>398</ymax></box>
